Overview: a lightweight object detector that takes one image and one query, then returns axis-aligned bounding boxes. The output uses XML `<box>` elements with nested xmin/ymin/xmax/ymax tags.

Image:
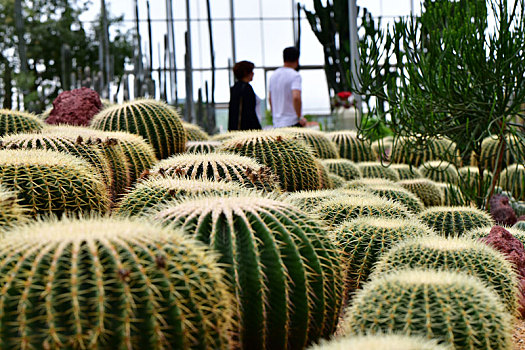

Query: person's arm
<box><xmin>291</xmin><ymin>74</ymin><xmax>306</xmax><ymax>126</ymax></box>
<box><xmin>268</xmin><ymin>91</ymin><xmax>272</xmax><ymax>111</ymax></box>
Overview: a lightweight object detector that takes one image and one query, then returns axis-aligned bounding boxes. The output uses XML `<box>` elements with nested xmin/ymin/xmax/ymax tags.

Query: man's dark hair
<box><xmin>233</xmin><ymin>61</ymin><xmax>255</xmax><ymax>81</ymax></box>
<box><xmin>283</xmin><ymin>47</ymin><xmax>300</xmax><ymax>63</ymax></box>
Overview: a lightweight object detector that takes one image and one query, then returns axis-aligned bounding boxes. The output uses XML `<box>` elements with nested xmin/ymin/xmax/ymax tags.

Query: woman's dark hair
<box><xmin>233</xmin><ymin>61</ymin><xmax>255</xmax><ymax>81</ymax></box>
<box><xmin>283</xmin><ymin>47</ymin><xmax>300</xmax><ymax>63</ymax></box>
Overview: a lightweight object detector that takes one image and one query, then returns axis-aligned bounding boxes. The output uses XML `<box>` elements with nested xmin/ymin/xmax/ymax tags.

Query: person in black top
<box><xmin>228</xmin><ymin>61</ymin><xmax>262</xmax><ymax>131</ymax></box>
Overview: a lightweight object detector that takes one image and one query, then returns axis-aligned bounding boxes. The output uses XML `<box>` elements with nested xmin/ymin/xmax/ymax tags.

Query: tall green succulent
<box><xmin>419</xmin><ymin>161</ymin><xmax>459</xmax><ymax>184</ymax></box>
<box><xmin>335</xmin><ymin>217</ymin><xmax>433</xmax><ymax>293</ymax></box>
<box><xmin>499</xmin><ymin>164</ymin><xmax>525</xmax><ymax>200</ymax></box>
<box><xmin>418</xmin><ymin>206</ymin><xmax>494</xmax><ymax>237</ymax></box>
<box><xmin>357</xmin><ymin>162</ymin><xmax>400</xmax><ymax>181</ymax></box>
<box><xmin>186</xmin><ymin>141</ymin><xmax>221</xmax><ymax>154</ymax></box>
<box><xmin>373</xmin><ymin>235</ymin><xmax>519</xmax><ymax>314</ymax></box>
<box><xmin>115</xmin><ymin>178</ymin><xmax>246</xmax><ymax>217</ymax></box>
<box><xmin>327</xmin><ymin>131</ymin><xmax>377</xmax><ymax>162</ymax></box>
<box><xmin>90</xmin><ymin>99</ymin><xmax>186</xmax><ymax>159</ymax></box>
<box><xmin>309</xmin><ymin>334</ymin><xmax>451</xmax><ymax>350</ymax></box>
<box><xmin>153</xmin><ymin>194</ymin><xmax>344</xmax><ymax>350</ymax></box>
<box><xmin>281</xmin><ymin>128</ymin><xmax>339</xmax><ymax>159</ymax></box>
<box><xmin>321</xmin><ymin>159</ymin><xmax>361</xmax><ymax>181</ymax></box>
<box><xmin>0</xmin><ymin>149</ymin><xmax>109</xmax><ymax>216</ymax></box>
<box><xmin>390</xmin><ymin>164</ymin><xmax>423</xmax><ymax>180</ymax></box>
<box><xmin>0</xmin><ymin>217</ymin><xmax>233</xmax><ymax>349</ymax></box>
<box><xmin>219</xmin><ymin>131</ymin><xmax>321</xmax><ymax>192</ymax></box>
<box><xmin>0</xmin><ymin>109</ymin><xmax>44</xmax><ymax>136</ymax></box>
<box><xmin>182</xmin><ymin>121</ymin><xmax>210</xmax><ymax>141</ymax></box>
<box><xmin>342</xmin><ymin>269</ymin><xmax>512</xmax><ymax>350</ymax></box>
<box><xmin>151</xmin><ymin>152</ymin><xmax>280</xmax><ymax>192</ymax></box>
<box><xmin>390</xmin><ymin>137</ymin><xmax>461</xmax><ymax>166</ymax></box>
<box><xmin>398</xmin><ymin>179</ymin><xmax>444</xmax><ymax>207</ymax></box>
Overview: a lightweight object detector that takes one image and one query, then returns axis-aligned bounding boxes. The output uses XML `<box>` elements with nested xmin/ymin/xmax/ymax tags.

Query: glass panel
<box><xmin>234</xmin><ymin>20</ymin><xmax>263</xmax><ymax>66</ymax></box>
<box><xmin>209</xmin><ymin>0</ymin><xmax>231</xmax><ymax>18</ymax></box>
<box><xmin>301</xmin><ymin>69</ymin><xmax>330</xmax><ymax>114</ymax></box>
<box><xmin>262</xmin><ymin>0</ymin><xmax>292</xmax><ymax>18</ymax></box>
<box><xmin>262</xmin><ymin>20</ymin><xmax>294</xmax><ymax>67</ymax></box>
<box><xmin>234</xmin><ymin>0</ymin><xmax>261</xmax><ymax>18</ymax></box>
<box><xmin>297</xmin><ymin>18</ymin><xmax>324</xmax><ymax>66</ymax></box>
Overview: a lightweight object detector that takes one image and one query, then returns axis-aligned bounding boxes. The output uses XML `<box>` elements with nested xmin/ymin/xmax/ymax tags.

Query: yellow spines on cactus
<box><xmin>357</xmin><ymin>162</ymin><xmax>400</xmax><ymax>181</ymax></box>
<box><xmin>283</xmin><ymin>188</ymin><xmax>373</xmax><ymax>212</ymax></box>
<box><xmin>310</xmin><ymin>334</ymin><xmax>451</xmax><ymax>350</ymax></box>
<box><xmin>499</xmin><ymin>164</ymin><xmax>525</xmax><ymax>200</ymax></box>
<box><xmin>390</xmin><ymin>137</ymin><xmax>461</xmax><ymax>166</ymax></box>
<box><xmin>281</xmin><ymin>127</ymin><xmax>340</xmax><ymax>159</ymax></box>
<box><xmin>327</xmin><ymin>130</ymin><xmax>377</xmax><ymax>162</ymax></box>
<box><xmin>390</xmin><ymin>164</ymin><xmax>423</xmax><ymax>180</ymax></box>
<box><xmin>0</xmin><ymin>216</ymin><xmax>233</xmax><ymax>348</ymax></box>
<box><xmin>182</xmin><ymin>121</ymin><xmax>210</xmax><ymax>141</ymax></box>
<box><xmin>398</xmin><ymin>179</ymin><xmax>444</xmax><ymax>207</ymax></box>
<box><xmin>0</xmin><ymin>184</ymin><xmax>28</xmax><ymax>229</ymax></box>
<box><xmin>417</xmin><ymin>206</ymin><xmax>494</xmax><ymax>237</ymax></box>
<box><xmin>321</xmin><ymin>159</ymin><xmax>361</xmax><ymax>181</ymax></box>
<box><xmin>0</xmin><ymin>109</ymin><xmax>44</xmax><ymax>136</ymax></box>
<box><xmin>419</xmin><ymin>160</ymin><xmax>459</xmax><ymax>184</ymax></box>
<box><xmin>186</xmin><ymin>140</ymin><xmax>221</xmax><ymax>153</ymax></box>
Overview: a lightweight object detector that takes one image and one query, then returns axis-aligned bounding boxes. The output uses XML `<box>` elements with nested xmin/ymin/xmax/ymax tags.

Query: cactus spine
<box><xmin>390</xmin><ymin>137</ymin><xmax>461</xmax><ymax>166</ymax></box>
<box><xmin>366</xmin><ymin>185</ymin><xmax>424</xmax><ymax>214</ymax></box>
<box><xmin>0</xmin><ymin>185</ymin><xmax>27</xmax><ymax>229</ymax></box>
<box><xmin>0</xmin><ymin>109</ymin><xmax>44</xmax><ymax>136</ymax></box>
<box><xmin>357</xmin><ymin>162</ymin><xmax>400</xmax><ymax>181</ymax></box>
<box><xmin>436</xmin><ymin>183</ymin><xmax>467</xmax><ymax>206</ymax></box>
<box><xmin>309</xmin><ymin>334</ymin><xmax>451</xmax><ymax>350</ymax></box>
<box><xmin>390</xmin><ymin>164</ymin><xmax>422</xmax><ymax>180</ymax></box>
<box><xmin>283</xmin><ymin>189</ymin><xmax>372</xmax><ymax>213</ymax></box>
<box><xmin>499</xmin><ymin>164</ymin><xmax>525</xmax><ymax>200</ymax></box>
<box><xmin>327</xmin><ymin>131</ymin><xmax>377</xmax><ymax>162</ymax></box>
<box><xmin>419</xmin><ymin>161</ymin><xmax>459</xmax><ymax>184</ymax></box>
<box><xmin>321</xmin><ymin>159</ymin><xmax>361</xmax><ymax>181</ymax></box>
<box><xmin>281</xmin><ymin>127</ymin><xmax>339</xmax><ymax>159</ymax></box>
<box><xmin>417</xmin><ymin>206</ymin><xmax>494</xmax><ymax>237</ymax></box>
<box><xmin>186</xmin><ymin>141</ymin><xmax>221</xmax><ymax>153</ymax></box>
<box><xmin>398</xmin><ymin>179</ymin><xmax>444</xmax><ymax>207</ymax></box>
<box><xmin>182</xmin><ymin>121</ymin><xmax>210</xmax><ymax>141</ymax></box>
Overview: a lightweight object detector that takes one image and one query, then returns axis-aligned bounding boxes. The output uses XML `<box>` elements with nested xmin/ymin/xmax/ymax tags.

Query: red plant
<box><xmin>337</xmin><ymin>91</ymin><xmax>352</xmax><ymax>99</ymax></box>
<box><xmin>331</xmin><ymin>91</ymin><xmax>354</xmax><ymax>110</ymax></box>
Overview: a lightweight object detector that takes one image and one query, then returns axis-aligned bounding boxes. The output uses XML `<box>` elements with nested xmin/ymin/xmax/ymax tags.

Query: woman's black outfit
<box><xmin>228</xmin><ymin>81</ymin><xmax>262</xmax><ymax>131</ymax></box>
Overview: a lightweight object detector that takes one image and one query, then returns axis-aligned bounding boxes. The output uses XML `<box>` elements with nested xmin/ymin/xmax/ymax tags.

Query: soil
<box><xmin>515</xmin><ymin>319</ymin><xmax>525</xmax><ymax>349</ymax></box>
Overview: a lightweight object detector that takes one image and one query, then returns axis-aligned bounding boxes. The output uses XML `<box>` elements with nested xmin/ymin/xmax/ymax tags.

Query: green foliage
<box><xmin>342</xmin><ymin>269</ymin><xmax>512</xmax><ymax>350</ymax></box>
<box><xmin>419</xmin><ymin>161</ymin><xmax>460</xmax><ymax>184</ymax></box>
<box><xmin>373</xmin><ymin>235</ymin><xmax>519</xmax><ymax>314</ymax></box>
<box><xmin>335</xmin><ymin>217</ymin><xmax>432</xmax><ymax>292</ymax></box>
<box><xmin>390</xmin><ymin>164</ymin><xmax>422</xmax><ymax>180</ymax></box>
<box><xmin>281</xmin><ymin>128</ymin><xmax>339</xmax><ymax>159</ymax></box>
<box><xmin>0</xmin><ymin>216</ymin><xmax>233</xmax><ymax>348</ymax></box>
<box><xmin>154</xmin><ymin>194</ymin><xmax>344</xmax><ymax>349</ymax></box>
<box><xmin>309</xmin><ymin>334</ymin><xmax>451</xmax><ymax>350</ymax></box>
<box><xmin>91</xmin><ymin>99</ymin><xmax>186</xmax><ymax>159</ymax></box>
<box><xmin>418</xmin><ymin>206</ymin><xmax>494</xmax><ymax>237</ymax></box>
<box><xmin>183</xmin><ymin>122</ymin><xmax>210</xmax><ymax>141</ymax></box>
<box><xmin>360</xmin><ymin>114</ymin><xmax>394</xmax><ymax>141</ymax></box>
<box><xmin>327</xmin><ymin>131</ymin><xmax>377</xmax><ymax>162</ymax></box>
<box><xmin>219</xmin><ymin>130</ymin><xmax>321</xmax><ymax>192</ymax></box>
<box><xmin>321</xmin><ymin>159</ymin><xmax>361</xmax><ymax>181</ymax></box>
<box><xmin>186</xmin><ymin>141</ymin><xmax>221</xmax><ymax>154</ymax></box>
<box><xmin>0</xmin><ymin>109</ymin><xmax>44</xmax><ymax>136</ymax></box>
<box><xmin>499</xmin><ymin>164</ymin><xmax>525</xmax><ymax>200</ymax></box>
<box><xmin>436</xmin><ymin>183</ymin><xmax>468</xmax><ymax>206</ymax></box>
<box><xmin>0</xmin><ymin>149</ymin><xmax>109</xmax><ymax>216</ymax></box>
<box><xmin>357</xmin><ymin>162</ymin><xmax>400</xmax><ymax>181</ymax></box>
<box><xmin>398</xmin><ymin>179</ymin><xmax>444</xmax><ymax>207</ymax></box>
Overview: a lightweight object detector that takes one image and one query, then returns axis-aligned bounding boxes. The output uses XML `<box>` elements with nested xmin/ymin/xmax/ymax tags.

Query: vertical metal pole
<box><xmin>134</xmin><ymin>0</ymin><xmax>143</xmax><ymax>98</ymax></box>
<box><xmin>146</xmin><ymin>0</ymin><xmax>154</xmax><ymax>74</ymax></box>
<box><xmin>101</xmin><ymin>0</ymin><xmax>111</xmax><ymax>99</ymax></box>
<box><xmin>14</xmin><ymin>0</ymin><xmax>27</xmax><ymax>74</ymax></box>
<box><xmin>348</xmin><ymin>0</ymin><xmax>362</xmax><ymax>119</ymax></box>
<box><xmin>291</xmin><ymin>0</ymin><xmax>297</xmax><ymax>45</ymax></box>
<box><xmin>185</xmin><ymin>0</ymin><xmax>194</xmax><ymax>122</ymax></box>
<box><xmin>205</xmin><ymin>0</ymin><xmax>216</xmax><ymax>133</ymax></box>
<box><xmin>230</xmin><ymin>0</ymin><xmax>237</xmax><ymax>63</ymax></box>
<box><xmin>166</xmin><ymin>0</ymin><xmax>177</xmax><ymax>103</ymax></box>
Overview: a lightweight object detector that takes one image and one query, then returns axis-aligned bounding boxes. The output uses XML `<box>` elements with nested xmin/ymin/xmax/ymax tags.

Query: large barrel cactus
<box><xmin>365</xmin><ymin>185</ymin><xmax>424</xmax><ymax>214</ymax></box>
<box><xmin>499</xmin><ymin>164</ymin><xmax>525</xmax><ymax>201</ymax></box>
<box><xmin>321</xmin><ymin>159</ymin><xmax>361</xmax><ymax>181</ymax></box>
<box><xmin>390</xmin><ymin>137</ymin><xmax>461</xmax><ymax>166</ymax></box>
<box><xmin>390</xmin><ymin>164</ymin><xmax>423</xmax><ymax>180</ymax></box>
<box><xmin>398</xmin><ymin>179</ymin><xmax>444</xmax><ymax>207</ymax></box>
<box><xmin>0</xmin><ymin>149</ymin><xmax>109</xmax><ymax>216</ymax></box>
<box><xmin>471</xmin><ymin>135</ymin><xmax>522</xmax><ymax>171</ymax></box>
<box><xmin>90</xmin><ymin>99</ymin><xmax>186</xmax><ymax>159</ymax></box>
<box><xmin>0</xmin><ymin>109</ymin><xmax>44</xmax><ymax>136</ymax></box>
<box><xmin>281</xmin><ymin>127</ymin><xmax>339</xmax><ymax>159</ymax></box>
<box><xmin>0</xmin><ymin>217</ymin><xmax>233</xmax><ymax>348</ymax></box>
<box><xmin>419</xmin><ymin>161</ymin><xmax>459</xmax><ymax>184</ymax></box>
<box><xmin>357</xmin><ymin>162</ymin><xmax>400</xmax><ymax>181</ymax></box>
<box><xmin>186</xmin><ymin>140</ymin><xmax>221</xmax><ymax>154</ymax></box>
<box><xmin>315</xmin><ymin>160</ymin><xmax>333</xmax><ymax>190</ymax></box>
<box><xmin>151</xmin><ymin>152</ymin><xmax>280</xmax><ymax>191</ymax></box>
<box><xmin>182</xmin><ymin>121</ymin><xmax>210</xmax><ymax>141</ymax></box>
<box><xmin>327</xmin><ymin>131</ymin><xmax>376</xmax><ymax>162</ymax></box>
<box><xmin>309</xmin><ymin>334</ymin><xmax>451</xmax><ymax>350</ymax></box>
<box><xmin>154</xmin><ymin>194</ymin><xmax>344</xmax><ymax>350</ymax></box>
<box><xmin>373</xmin><ymin>235</ymin><xmax>518</xmax><ymax>314</ymax></box>
<box><xmin>335</xmin><ymin>217</ymin><xmax>433</xmax><ymax>293</ymax></box>
<box><xmin>342</xmin><ymin>269</ymin><xmax>512</xmax><ymax>350</ymax></box>
<box><xmin>116</xmin><ymin>178</ymin><xmax>245</xmax><ymax>217</ymax></box>
<box><xmin>219</xmin><ymin>131</ymin><xmax>321</xmax><ymax>192</ymax></box>
<box><xmin>418</xmin><ymin>206</ymin><xmax>494</xmax><ymax>237</ymax></box>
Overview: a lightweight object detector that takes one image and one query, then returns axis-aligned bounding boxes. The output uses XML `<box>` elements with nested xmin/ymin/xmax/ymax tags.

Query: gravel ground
<box><xmin>515</xmin><ymin>319</ymin><xmax>525</xmax><ymax>349</ymax></box>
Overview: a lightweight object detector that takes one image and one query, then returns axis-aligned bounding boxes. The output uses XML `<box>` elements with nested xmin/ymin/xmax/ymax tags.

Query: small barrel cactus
<box><xmin>342</xmin><ymin>269</ymin><xmax>512</xmax><ymax>350</ymax></box>
<box><xmin>0</xmin><ymin>217</ymin><xmax>233</xmax><ymax>348</ymax></box>
<box><xmin>321</xmin><ymin>159</ymin><xmax>361</xmax><ymax>181</ymax></box>
<box><xmin>327</xmin><ymin>131</ymin><xmax>377</xmax><ymax>162</ymax></box>
<box><xmin>182</xmin><ymin>121</ymin><xmax>210</xmax><ymax>141</ymax></box>
<box><xmin>366</xmin><ymin>185</ymin><xmax>424</xmax><ymax>214</ymax></box>
<box><xmin>419</xmin><ymin>161</ymin><xmax>459</xmax><ymax>184</ymax></box>
<box><xmin>499</xmin><ymin>164</ymin><xmax>525</xmax><ymax>201</ymax></box>
<box><xmin>315</xmin><ymin>160</ymin><xmax>333</xmax><ymax>190</ymax></box>
<box><xmin>0</xmin><ymin>149</ymin><xmax>109</xmax><ymax>216</ymax></box>
<box><xmin>281</xmin><ymin>127</ymin><xmax>339</xmax><ymax>159</ymax></box>
<box><xmin>373</xmin><ymin>235</ymin><xmax>519</xmax><ymax>314</ymax></box>
<box><xmin>436</xmin><ymin>183</ymin><xmax>467</xmax><ymax>206</ymax></box>
<box><xmin>328</xmin><ymin>173</ymin><xmax>345</xmax><ymax>188</ymax></box>
<box><xmin>471</xmin><ymin>135</ymin><xmax>521</xmax><ymax>171</ymax></box>
<box><xmin>0</xmin><ymin>185</ymin><xmax>28</xmax><ymax>229</ymax></box>
<box><xmin>459</xmin><ymin>166</ymin><xmax>492</xmax><ymax>187</ymax></box>
<box><xmin>283</xmin><ymin>189</ymin><xmax>372</xmax><ymax>212</ymax></box>
<box><xmin>418</xmin><ymin>206</ymin><xmax>494</xmax><ymax>237</ymax></box>
<box><xmin>219</xmin><ymin>130</ymin><xmax>321</xmax><ymax>192</ymax></box>
<box><xmin>467</xmin><ymin>225</ymin><xmax>525</xmax><ymax>245</ymax></box>
<box><xmin>90</xmin><ymin>99</ymin><xmax>186</xmax><ymax>159</ymax></box>
<box><xmin>398</xmin><ymin>179</ymin><xmax>444</xmax><ymax>207</ymax></box>
<box><xmin>186</xmin><ymin>140</ymin><xmax>221</xmax><ymax>153</ymax></box>
<box><xmin>210</xmin><ymin>131</ymin><xmax>243</xmax><ymax>142</ymax></box>
<box><xmin>151</xmin><ymin>152</ymin><xmax>280</xmax><ymax>192</ymax></box>
<box><xmin>357</xmin><ymin>162</ymin><xmax>400</xmax><ymax>181</ymax></box>
<box><xmin>514</xmin><ymin>221</ymin><xmax>525</xmax><ymax>232</ymax></box>
<box><xmin>115</xmin><ymin>178</ymin><xmax>245</xmax><ymax>217</ymax></box>
<box><xmin>335</xmin><ymin>217</ymin><xmax>433</xmax><ymax>292</ymax></box>
<box><xmin>0</xmin><ymin>109</ymin><xmax>44</xmax><ymax>136</ymax></box>
<box><xmin>154</xmin><ymin>194</ymin><xmax>344</xmax><ymax>350</ymax></box>
<box><xmin>309</xmin><ymin>334</ymin><xmax>451</xmax><ymax>350</ymax></box>
<box><xmin>346</xmin><ymin>178</ymin><xmax>400</xmax><ymax>189</ymax></box>
<box><xmin>390</xmin><ymin>164</ymin><xmax>423</xmax><ymax>180</ymax></box>
<box><xmin>314</xmin><ymin>196</ymin><xmax>411</xmax><ymax>228</ymax></box>
<box><xmin>390</xmin><ymin>137</ymin><xmax>461</xmax><ymax>166</ymax></box>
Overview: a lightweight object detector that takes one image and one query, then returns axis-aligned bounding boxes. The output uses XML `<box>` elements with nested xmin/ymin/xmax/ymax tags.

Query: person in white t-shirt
<box><xmin>268</xmin><ymin>47</ymin><xmax>307</xmax><ymax>128</ymax></box>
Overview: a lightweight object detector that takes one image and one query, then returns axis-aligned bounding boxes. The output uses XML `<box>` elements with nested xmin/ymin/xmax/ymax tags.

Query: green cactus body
<box><xmin>436</xmin><ymin>183</ymin><xmax>467</xmax><ymax>206</ymax></box>
<box><xmin>321</xmin><ymin>159</ymin><xmax>361</xmax><ymax>181</ymax></box>
<box><xmin>371</xmin><ymin>139</ymin><xmax>393</xmax><ymax>160</ymax></box>
<box><xmin>366</xmin><ymin>185</ymin><xmax>425</xmax><ymax>214</ymax></box>
<box><xmin>419</xmin><ymin>161</ymin><xmax>459</xmax><ymax>184</ymax></box>
<box><xmin>418</xmin><ymin>206</ymin><xmax>494</xmax><ymax>237</ymax></box>
<box><xmin>335</xmin><ymin>217</ymin><xmax>433</xmax><ymax>292</ymax></box>
<box><xmin>186</xmin><ymin>141</ymin><xmax>221</xmax><ymax>153</ymax></box>
<box><xmin>0</xmin><ymin>109</ymin><xmax>44</xmax><ymax>136</ymax></box>
<box><xmin>459</xmin><ymin>166</ymin><xmax>492</xmax><ymax>187</ymax></box>
<box><xmin>398</xmin><ymin>179</ymin><xmax>444</xmax><ymax>207</ymax></box>
<box><xmin>219</xmin><ymin>131</ymin><xmax>321</xmax><ymax>192</ymax></box>
<box><xmin>390</xmin><ymin>164</ymin><xmax>423</xmax><ymax>180</ymax></box>
<box><xmin>471</xmin><ymin>135</ymin><xmax>520</xmax><ymax>171</ymax></box>
<box><xmin>154</xmin><ymin>194</ymin><xmax>344</xmax><ymax>350</ymax></box>
<box><xmin>309</xmin><ymin>334</ymin><xmax>451</xmax><ymax>350</ymax></box>
<box><xmin>0</xmin><ymin>185</ymin><xmax>28</xmax><ymax>229</ymax></box>
<box><xmin>283</xmin><ymin>189</ymin><xmax>373</xmax><ymax>213</ymax></box>
<box><xmin>342</xmin><ymin>269</ymin><xmax>512</xmax><ymax>350</ymax></box>
<box><xmin>182</xmin><ymin>122</ymin><xmax>210</xmax><ymax>141</ymax></box>
<box><xmin>514</xmin><ymin>221</ymin><xmax>525</xmax><ymax>231</ymax></box>
<box><xmin>90</xmin><ymin>99</ymin><xmax>186</xmax><ymax>159</ymax></box>
<box><xmin>467</xmin><ymin>225</ymin><xmax>525</xmax><ymax>245</ymax></box>
<box><xmin>390</xmin><ymin>137</ymin><xmax>461</xmax><ymax>166</ymax></box>
<box><xmin>211</xmin><ymin>131</ymin><xmax>244</xmax><ymax>142</ymax></box>
<box><xmin>327</xmin><ymin>131</ymin><xmax>377</xmax><ymax>162</ymax></box>
<box><xmin>281</xmin><ymin>127</ymin><xmax>339</xmax><ymax>159</ymax></box>
<box><xmin>0</xmin><ymin>217</ymin><xmax>233</xmax><ymax>349</ymax></box>
<box><xmin>314</xmin><ymin>196</ymin><xmax>411</xmax><ymax>228</ymax></box>
<box><xmin>357</xmin><ymin>162</ymin><xmax>400</xmax><ymax>181</ymax></box>
<box><xmin>115</xmin><ymin>178</ymin><xmax>245</xmax><ymax>217</ymax></box>
<box><xmin>373</xmin><ymin>235</ymin><xmax>519</xmax><ymax>314</ymax></box>
<box><xmin>316</xmin><ymin>160</ymin><xmax>333</xmax><ymax>190</ymax></box>
<box><xmin>0</xmin><ymin>149</ymin><xmax>109</xmax><ymax>216</ymax></box>
<box><xmin>328</xmin><ymin>174</ymin><xmax>345</xmax><ymax>188</ymax></box>
<box><xmin>499</xmin><ymin>164</ymin><xmax>525</xmax><ymax>200</ymax></box>
<box><xmin>346</xmin><ymin>178</ymin><xmax>400</xmax><ymax>190</ymax></box>
<box><xmin>151</xmin><ymin>152</ymin><xmax>280</xmax><ymax>192</ymax></box>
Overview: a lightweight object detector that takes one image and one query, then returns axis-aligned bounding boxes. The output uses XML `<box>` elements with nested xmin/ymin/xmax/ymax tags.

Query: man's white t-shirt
<box><xmin>269</xmin><ymin>67</ymin><xmax>301</xmax><ymax>128</ymax></box>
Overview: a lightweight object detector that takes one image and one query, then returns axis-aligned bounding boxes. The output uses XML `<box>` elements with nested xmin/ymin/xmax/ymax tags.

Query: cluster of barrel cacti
<box><xmin>0</xmin><ymin>99</ymin><xmax>519</xmax><ymax>349</ymax></box>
